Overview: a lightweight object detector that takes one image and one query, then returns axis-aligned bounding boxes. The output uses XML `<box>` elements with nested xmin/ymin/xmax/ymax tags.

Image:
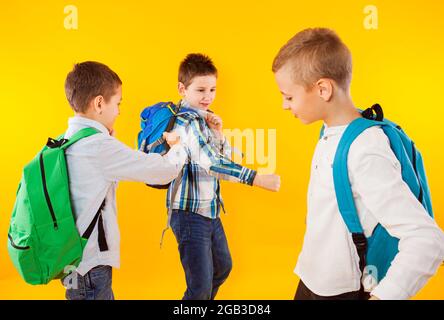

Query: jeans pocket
<box><xmin>170</xmin><ymin>212</ymin><xmax>181</xmax><ymax>242</ymax></box>
<box><xmin>172</xmin><ymin>211</ymin><xmax>192</xmax><ymax>243</ymax></box>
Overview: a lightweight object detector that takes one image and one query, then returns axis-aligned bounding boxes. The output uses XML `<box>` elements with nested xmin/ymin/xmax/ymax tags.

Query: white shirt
<box><xmin>295</xmin><ymin>123</ymin><xmax>444</xmax><ymax>300</ymax></box>
<box><xmin>64</xmin><ymin>116</ymin><xmax>187</xmax><ymax>276</ymax></box>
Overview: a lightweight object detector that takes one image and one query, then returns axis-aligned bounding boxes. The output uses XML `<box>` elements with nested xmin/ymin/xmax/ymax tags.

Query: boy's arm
<box><xmin>184</xmin><ymin>118</ymin><xmax>256</xmax><ymax>185</ymax></box>
<box><xmin>97</xmin><ymin>135</ymin><xmax>187</xmax><ymax>185</ymax></box>
<box><xmin>349</xmin><ymin>130</ymin><xmax>444</xmax><ymax>300</ymax></box>
<box><xmin>205</xmin><ymin>112</ymin><xmax>233</xmax><ymax>158</ymax></box>
<box><xmin>176</xmin><ymin>118</ymin><xmax>279</xmax><ymax>191</ymax></box>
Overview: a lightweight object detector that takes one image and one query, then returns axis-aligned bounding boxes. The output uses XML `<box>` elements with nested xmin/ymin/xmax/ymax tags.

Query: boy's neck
<box><xmin>323</xmin><ymin>93</ymin><xmax>361</xmax><ymax>128</ymax></box>
<box><xmin>75</xmin><ymin>112</ymin><xmax>99</xmax><ymax>122</ymax></box>
<box><xmin>74</xmin><ymin>112</ymin><xmax>110</xmax><ymax>133</ymax></box>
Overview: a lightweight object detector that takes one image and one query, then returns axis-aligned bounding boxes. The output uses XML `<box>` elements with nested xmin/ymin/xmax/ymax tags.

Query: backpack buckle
<box><xmin>46</xmin><ymin>137</ymin><xmax>68</xmax><ymax>148</ymax></box>
<box><xmin>362</xmin><ymin>104</ymin><xmax>384</xmax><ymax>121</ymax></box>
<box><xmin>352</xmin><ymin>233</ymin><xmax>368</xmax><ymax>273</ymax></box>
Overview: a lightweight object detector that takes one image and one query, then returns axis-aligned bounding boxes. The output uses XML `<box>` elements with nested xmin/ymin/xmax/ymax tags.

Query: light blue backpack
<box><xmin>322</xmin><ymin>104</ymin><xmax>434</xmax><ymax>287</ymax></box>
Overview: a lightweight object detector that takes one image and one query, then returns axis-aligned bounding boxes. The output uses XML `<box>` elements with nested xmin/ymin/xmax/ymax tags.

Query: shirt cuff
<box><xmin>241</xmin><ymin>168</ymin><xmax>257</xmax><ymax>186</ymax></box>
<box><xmin>370</xmin><ymin>277</ymin><xmax>410</xmax><ymax>300</ymax></box>
<box><xmin>164</xmin><ymin>144</ymin><xmax>188</xmax><ymax>168</ymax></box>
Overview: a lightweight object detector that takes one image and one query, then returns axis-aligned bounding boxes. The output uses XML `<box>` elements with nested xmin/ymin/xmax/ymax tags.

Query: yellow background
<box><xmin>1</xmin><ymin>0</ymin><xmax>443</xmax><ymax>299</ymax></box>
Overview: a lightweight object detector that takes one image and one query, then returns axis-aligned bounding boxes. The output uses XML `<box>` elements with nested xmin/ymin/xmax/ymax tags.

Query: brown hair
<box><xmin>65</xmin><ymin>61</ymin><xmax>122</xmax><ymax>113</ymax></box>
<box><xmin>272</xmin><ymin>28</ymin><xmax>352</xmax><ymax>91</ymax></box>
<box><xmin>178</xmin><ymin>53</ymin><xmax>218</xmax><ymax>88</ymax></box>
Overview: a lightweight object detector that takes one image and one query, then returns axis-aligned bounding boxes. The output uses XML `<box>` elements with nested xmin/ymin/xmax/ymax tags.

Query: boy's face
<box><xmin>179</xmin><ymin>75</ymin><xmax>217</xmax><ymax>111</ymax></box>
<box><xmin>95</xmin><ymin>85</ymin><xmax>122</xmax><ymax>132</ymax></box>
<box><xmin>274</xmin><ymin>63</ymin><xmax>326</xmax><ymax>125</ymax></box>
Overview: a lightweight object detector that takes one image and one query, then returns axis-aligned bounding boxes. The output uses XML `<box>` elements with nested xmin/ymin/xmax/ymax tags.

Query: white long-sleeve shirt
<box><xmin>64</xmin><ymin>116</ymin><xmax>187</xmax><ymax>275</ymax></box>
<box><xmin>295</xmin><ymin>123</ymin><xmax>444</xmax><ymax>300</ymax></box>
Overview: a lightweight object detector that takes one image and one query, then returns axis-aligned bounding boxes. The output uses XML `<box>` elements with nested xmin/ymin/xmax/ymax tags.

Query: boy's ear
<box><xmin>315</xmin><ymin>79</ymin><xmax>334</xmax><ymax>102</ymax></box>
<box><xmin>178</xmin><ymin>82</ymin><xmax>186</xmax><ymax>97</ymax></box>
<box><xmin>92</xmin><ymin>95</ymin><xmax>105</xmax><ymax>114</ymax></box>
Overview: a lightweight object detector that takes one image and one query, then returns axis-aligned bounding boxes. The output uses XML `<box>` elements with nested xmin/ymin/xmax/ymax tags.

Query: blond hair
<box><xmin>272</xmin><ymin>28</ymin><xmax>352</xmax><ymax>91</ymax></box>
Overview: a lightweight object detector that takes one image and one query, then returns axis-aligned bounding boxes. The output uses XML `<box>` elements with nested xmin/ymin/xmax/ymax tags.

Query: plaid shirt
<box><xmin>166</xmin><ymin>100</ymin><xmax>257</xmax><ymax>219</ymax></box>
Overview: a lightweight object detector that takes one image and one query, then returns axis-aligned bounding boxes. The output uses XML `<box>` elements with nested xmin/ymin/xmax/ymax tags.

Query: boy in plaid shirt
<box><xmin>167</xmin><ymin>53</ymin><xmax>280</xmax><ymax>300</ymax></box>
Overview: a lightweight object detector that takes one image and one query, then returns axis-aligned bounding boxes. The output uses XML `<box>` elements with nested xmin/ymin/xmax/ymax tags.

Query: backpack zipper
<box><xmin>39</xmin><ymin>153</ymin><xmax>59</xmax><ymax>230</ymax></box>
<box><xmin>8</xmin><ymin>234</ymin><xmax>30</xmax><ymax>250</ymax></box>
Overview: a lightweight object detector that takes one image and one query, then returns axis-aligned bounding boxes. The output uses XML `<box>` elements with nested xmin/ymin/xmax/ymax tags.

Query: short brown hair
<box><xmin>272</xmin><ymin>28</ymin><xmax>352</xmax><ymax>91</ymax></box>
<box><xmin>178</xmin><ymin>53</ymin><xmax>218</xmax><ymax>88</ymax></box>
<box><xmin>65</xmin><ymin>61</ymin><xmax>122</xmax><ymax>113</ymax></box>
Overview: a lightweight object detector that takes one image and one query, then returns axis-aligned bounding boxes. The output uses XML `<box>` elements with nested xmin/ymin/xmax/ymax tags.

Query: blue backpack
<box><xmin>137</xmin><ymin>101</ymin><xmax>198</xmax><ymax>188</ymax></box>
<box><xmin>322</xmin><ymin>104</ymin><xmax>434</xmax><ymax>288</ymax></box>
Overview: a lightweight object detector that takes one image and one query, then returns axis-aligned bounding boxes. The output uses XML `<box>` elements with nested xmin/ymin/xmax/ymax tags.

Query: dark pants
<box><xmin>170</xmin><ymin>210</ymin><xmax>233</xmax><ymax>300</ymax></box>
<box><xmin>61</xmin><ymin>265</ymin><xmax>114</xmax><ymax>300</ymax></box>
<box><xmin>294</xmin><ymin>280</ymin><xmax>370</xmax><ymax>300</ymax></box>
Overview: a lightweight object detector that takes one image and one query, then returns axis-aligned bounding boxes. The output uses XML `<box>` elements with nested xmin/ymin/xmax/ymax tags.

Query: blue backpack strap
<box><xmin>333</xmin><ymin>117</ymin><xmax>384</xmax><ymax>234</ymax></box>
<box><xmin>333</xmin><ymin>117</ymin><xmax>386</xmax><ymax>275</ymax></box>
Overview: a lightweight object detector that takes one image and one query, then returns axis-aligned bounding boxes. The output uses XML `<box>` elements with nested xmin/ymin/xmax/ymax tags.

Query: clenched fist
<box><xmin>163</xmin><ymin>131</ymin><xmax>181</xmax><ymax>147</ymax></box>
<box><xmin>206</xmin><ymin>113</ymin><xmax>224</xmax><ymax>140</ymax></box>
<box><xmin>253</xmin><ymin>174</ymin><xmax>281</xmax><ymax>192</ymax></box>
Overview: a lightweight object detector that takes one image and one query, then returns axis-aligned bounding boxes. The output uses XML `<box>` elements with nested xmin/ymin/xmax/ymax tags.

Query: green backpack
<box><xmin>7</xmin><ymin>127</ymin><xmax>108</xmax><ymax>285</ymax></box>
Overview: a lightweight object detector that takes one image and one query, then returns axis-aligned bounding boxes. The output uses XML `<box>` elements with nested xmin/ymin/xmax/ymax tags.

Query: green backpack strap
<box><xmin>60</xmin><ymin>127</ymin><xmax>109</xmax><ymax>252</ymax></box>
<box><xmin>45</xmin><ymin>127</ymin><xmax>101</xmax><ymax>150</ymax></box>
<box><xmin>62</xmin><ymin>127</ymin><xmax>101</xmax><ymax>150</ymax></box>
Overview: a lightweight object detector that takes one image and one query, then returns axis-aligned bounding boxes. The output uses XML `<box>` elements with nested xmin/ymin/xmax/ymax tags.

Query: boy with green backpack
<box><xmin>272</xmin><ymin>28</ymin><xmax>444</xmax><ymax>300</ymax></box>
<box><xmin>7</xmin><ymin>61</ymin><xmax>187</xmax><ymax>300</ymax></box>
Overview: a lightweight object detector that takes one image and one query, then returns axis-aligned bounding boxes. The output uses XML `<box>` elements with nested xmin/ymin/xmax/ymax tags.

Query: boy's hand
<box><xmin>206</xmin><ymin>113</ymin><xmax>224</xmax><ymax>140</ymax></box>
<box><xmin>253</xmin><ymin>174</ymin><xmax>281</xmax><ymax>192</ymax></box>
<box><xmin>163</xmin><ymin>132</ymin><xmax>181</xmax><ymax>147</ymax></box>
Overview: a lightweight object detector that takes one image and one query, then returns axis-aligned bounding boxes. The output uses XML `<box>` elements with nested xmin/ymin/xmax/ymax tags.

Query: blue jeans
<box><xmin>61</xmin><ymin>265</ymin><xmax>114</xmax><ymax>300</ymax></box>
<box><xmin>170</xmin><ymin>210</ymin><xmax>233</xmax><ymax>300</ymax></box>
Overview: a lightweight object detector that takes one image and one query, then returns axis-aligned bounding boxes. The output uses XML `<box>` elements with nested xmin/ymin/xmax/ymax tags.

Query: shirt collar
<box><xmin>322</xmin><ymin>123</ymin><xmax>348</xmax><ymax>137</ymax></box>
<box><xmin>68</xmin><ymin>115</ymin><xmax>110</xmax><ymax>135</ymax></box>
